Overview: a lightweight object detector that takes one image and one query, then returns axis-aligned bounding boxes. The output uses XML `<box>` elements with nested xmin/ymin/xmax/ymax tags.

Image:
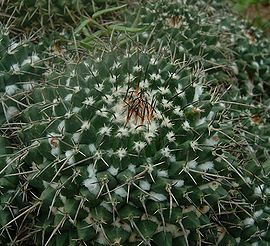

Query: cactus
<box><xmin>1</xmin><ymin>44</ymin><xmax>270</xmax><ymax>245</ymax></box>
<box><xmin>0</xmin><ymin>0</ymin><xmax>270</xmax><ymax>245</ymax></box>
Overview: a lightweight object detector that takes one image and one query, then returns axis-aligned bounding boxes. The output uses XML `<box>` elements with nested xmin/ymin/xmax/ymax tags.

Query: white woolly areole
<box><xmin>149</xmin><ymin>192</ymin><xmax>167</xmax><ymax>202</ymax></box>
<box><xmin>116</xmin><ymin>148</ymin><xmax>127</xmax><ymax>160</ymax></box>
<box><xmin>196</xmin><ymin>117</ymin><xmax>206</xmax><ymax>126</ymax></box>
<box><xmin>161</xmin><ymin>146</ymin><xmax>171</xmax><ymax>158</ymax></box>
<box><xmin>139</xmin><ymin>180</ymin><xmax>151</xmax><ymax>191</ymax></box>
<box><xmin>5</xmin><ymin>85</ymin><xmax>19</xmax><ymax>95</ymax></box>
<box><xmin>96</xmin><ymin>106</ymin><xmax>109</xmax><ymax>118</ymax></box>
<box><xmin>133</xmin><ymin>65</ymin><xmax>143</xmax><ymax>72</ymax></box>
<box><xmin>87</xmin><ymin>164</ymin><xmax>97</xmax><ymax>178</ymax></box>
<box><xmin>81</xmin><ymin>121</ymin><xmax>90</xmax><ymax>131</ymax></box>
<box><xmin>109</xmin><ymin>75</ymin><xmax>117</xmax><ymax>83</ymax></box>
<box><xmin>11</xmin><ymin>63</ymin><xmax>20</xmax><ymax>73</ymax></box>
<box><xmin>174</xmin><ymin>180</ymin><xmax>184</xmax><ymax>188</ymax></box>
<box><xmin>150</xmin><ymin>73</ymin><xmax>161</xmax><ymax>80</ymax></box>
<box><xmin>72</xmin><ymin>132</ymin><xmax>81</xmax><ymax>143</ymax></box>
<box><xmin>83</xmin><ymin>96</ymin><xmax>95</xmax><ymax>106</ymax></box>
<box><xmin>140</xmin><ymin>79</ymin><xmax>149</xmax><ymax>89</ymax></box>
<box><xmin>114</xmin><ymin>187</ymin><xmax>127</xmax><ymax>198</ymax></box>
<box><xmin>108</xmin><ymin>166</ymin><xmax>119</xmax><ymax>176</ymax></box>
<box><xmin>83</xmin><ymin>177</ymin><xmax>100</xmax><ymax>195</ymax></box>
<box><xmin>193</xmin><ymin>84</ymin><xmax>204</xmax><ymax>102</ymax></box>
<box><xmin>161</xmin><ymin>117</ymin><xmax>173</xmax><ymax>128</ymax></box>
<box><xmin>124</xmin><ymin>73</ymin><xmax>134</xmax><ymax>83</ymax></box>
<box><xmin>112</xmin><ymin>218</ymin><xmax>131</xmax><ymax>232</ymax></box>
<box><xmin>65</xmin><ymin>150</ymin><xmax>76</xmax><ymax>164</ymax></box>
<box><xmin>161</xmin><ymin>98</ymin><xmax>173</xmax><ymax>108</ymax></box>
<box><xmin>166</xmin><ymin>131</ymin><xmax>176</xmax><ymax>142</ymax></box>
<box><xmin>51</xmin><ymin>147</ymin><xmax>60</xmax><ymax>156</ymax></box>
<box><xmin>205</xmin><ymin>135</ymin><xmax>219</xmax><ymax>146</ymax></box>
<box><xmin>254</xmin><ymin>185</ymin><xmax>264</xmax><ymax>196</ymax></box>
<box><xmin>182</xmin><ymin>121</ymin><xmax>191</xmax><ymax>131</ymax></box>
<box><xmin>72</xmin><ymin>107</ymin><xmax>80</xmax><ymax>113</ymax></box>
<box><xmin>254</xmin><ymin>209</ymin><xmax>263</xmax><ymax>218</ymax></box>
<box><xmin>64</xmin><ymin>94</ymin><xmax>73</xmax><ymax>101</ymax></box>
<box><xmin>58</xmin><ymin>120</ymin><xmax>65</xmax><ymax>133</ymax></box>
<box><xmin>173</xmin><ymin>106</ymin><xmax>183</xmax><ymax>116</ymax></box>
<box><xmin>102</xmin><ymin>95</ymin><xmax>114</xmax><ymax>105</ymax></box>
<box><xmin>198</xmin><ymin>161</ymin><xmax>214</xmax><ymax>171</ymax></box>
<box><xmin>157</xmin><ymin>170</ymin><xmax>168</xmax><ymax>178</ymax></box>
<box><xmin>243</xmin><ymin>217</ymin><xmax>254</xmax><ymax>227</ymax></box>
<box><xmin>47</xmin><ymin>132</ymin><xmax>61</xmax><ymax>147</ymax></box>
<box><xmin>116</xmin><ymin>127</ymin><xmax>129</xmax><ymax>138</ymax></box>
<box><xmin>88</xmin><ymin>144</ymin><xmax>97</xmax><ymax>154</ymax></box>
<box><xmin>133</xmin><ymin>141</ymin><xmax>147</xmax><ymax>153</ymax></box>
<box><xmin>5</xmin><ymin>106</ymin><xmax>19</xmax><ymax>121</ymax></box>
<box><xmin>8</xmin><ymin>42</ymin><xmax>20</xmax><ymax>54</ymax></box>
<box><xmin>22</xmin><ymin>82</ymin><xmax>35</xmax><ymax>91</ymax></box>
<box><xmin>186</xmin><ymin>159</ymin><xmax>198</xmax><ymax>169</ymax></box>
<box><xmin>21</xmin><ymin>53</ymin><xmax>40</xmax><ymax>66</ymax></box>
<box><xmin>98</xmin><ymin>125</ymin><xmax>112</xmax><ymax>136</ymax></box>
<box><xmin>128</xmin><ymin>164</ymin><xmax>136</xmax><ymax>173</ymax></box>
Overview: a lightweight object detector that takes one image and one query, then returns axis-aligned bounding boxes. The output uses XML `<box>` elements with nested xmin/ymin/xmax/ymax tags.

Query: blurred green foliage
<box><xmin>233</xmin><ymin>0</ymin><xmax>270</xmax><ymax>33</ymax></box>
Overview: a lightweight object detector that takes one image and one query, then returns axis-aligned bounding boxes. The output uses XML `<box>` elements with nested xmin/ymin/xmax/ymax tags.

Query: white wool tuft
<box><xmin>65</xmin><ymin>150</ymin><xmax>76</xmax><ymax>164</ymax></box>
<box><xmin>64</xmin><ymin>94</ymin><xmax>73</xmax><ymax>101</ymax></box>
<box><xmin>98</xmin><ymin>125</ymin><xmax>112</xmax><ymax>136</ymax></box>
<box><xmin>198</xmin><ymin>161</ymin><xmax>214</xmax><ymax>171</ymax></box>
<box><xmin>116</xmin><ymin>148</ymin><xmax>127</xmax><ymax>160</ymax></box>
<box><xmin>88</xmin><ymin>144</ymin><xmax>97</xmax><ymax>154</ymax></box>
<box><xmin>5</xmin><ymin>106</ymin><xmax>19</xmax><ymax>121</ymax></box>
<box><xmin>22</xmin><ymin>82</ymin><xmax>35</xmax><ymax>91</ymax></box>
<box><xmin>174</xmin><ymin>180</ymin><xmax>184</xmax><ymax>188</ymax></box>
<box><xmin>149</xmin><ymin>192</ymin><xmax>167</xmax><ymax>202</ymax></box>
<box><xmin>72</xmin><ymin>132</ymin><xmax>81</xmax><ymax>143</ymax></box>
<box><xmin>58</xmin><ymin>120</ymin><xmax>65</xmax><ymax>133</ymax></box>
<box><xmin>182</xmin><ymin>120</ymin><xmax>191</xmax><ymax>131</ymax></box>
<box><xmin>243</xmin><ymin>217</ymin><xmax>254</xmax><ymax>227</ymax></box>
<box><xmin>83</xmin><ymin>177</ymin><xmax>100</xmax><ymax>195</ymax></box>
<box><xmin>166</xmin><ymin>131</ymin><xmax>176</xmax><ymax>142</ymax></box>
<box><xmin>254</xmin><ymin>209</ymin><xmax>263</xmax><ymax>218</ymax></box>
<box><xmin>87</xmin><ymin>164</ymin><xmax>97</xmax><ymax>178</ymax></box>
<box><xmin>161</xmin><ymin>146</ymin><xmax>171</xmax><ymax>158</ymax></box>
<box><xmin>133</xmin><ymin>141</ymin><xmax>147</xmax><ymax>153</ymax></box>
<box><xmin>108</xmin><ymin>166</ymin><xmax>119</xmax><ymax>176</ymax></box>
<box><xmin>83</xmin><ymin>96</ymin><xmax>95</xmax><ymax>106</ymax></box>
<box><xmin>186</xmin><ymin>159</ymin><xmax>197</xmax><ymax>169</ymax></box>
<box><xmin>81</xmin><ymin>121</ymin><xmax>91</xmax><ymax>131</ymax></box>
<box><xmin>128</xmin><ymin>164</ymin><xmax>136</xmax><ymax>173</ymax></box>
<box><xmin>139</xmin><ymin>180</ymin><xmax>151</xmax><ymax>191</ymax></box>
<box><xmin>157</xmin><ymin>170</ymin><xmax>168</xmax><ymax>178</ymax></box>
<box><xmin>114</xmin><ymin>187</ymin><xmax>127</xmax><ymax>198</ymax></box>
<box><xmin>5</xmin><ymin>85</ymin><xmax>19</xmax><ymax>95</ymax></box>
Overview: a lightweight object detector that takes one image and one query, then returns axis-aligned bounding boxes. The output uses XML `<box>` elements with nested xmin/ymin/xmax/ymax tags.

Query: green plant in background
<box><xmin>0</xmin><ymin>0</ymin><xmax>126</xmax><ymax>36</ymax></box>
<box><xmin>0</xmin><ymin>0</ymin><xmax>270</xmax><ymax>245</ymax></box>
<box><xmin>233</xmin><ymin>0</ymin><xmax>270</xmax><ymax>33</ymax></box>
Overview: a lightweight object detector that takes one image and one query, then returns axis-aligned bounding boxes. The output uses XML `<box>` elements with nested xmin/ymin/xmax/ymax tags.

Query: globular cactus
<box><xmin>1</xmin><ymin>44</ymin><xmax>270</xmax><ymax>245</ymax></box>
<box><xmin>1</xmin><ymin>0</ymin><xmax>270</xmax><ymax>245</ymax></box>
